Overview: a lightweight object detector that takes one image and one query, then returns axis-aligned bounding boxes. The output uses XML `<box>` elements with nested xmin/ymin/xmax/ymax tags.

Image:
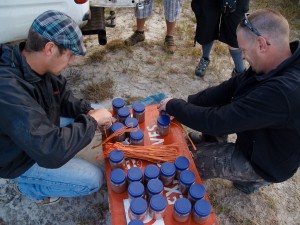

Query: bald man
<box><xmin>158</xmin><ymin>9</ymin><xmax>300</xmax><ymax>194</ymax></box>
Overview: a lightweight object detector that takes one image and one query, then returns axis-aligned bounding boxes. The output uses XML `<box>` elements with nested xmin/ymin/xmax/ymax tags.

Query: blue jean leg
<box><xmin>14</xmin><ymin>158</ymin><xmax>103</xmax><ymax>201</ymax></box>
<box><xmin>60</xmin><ymin>103</ymin><xmax>103</xmax><ymax>127</ymax></box>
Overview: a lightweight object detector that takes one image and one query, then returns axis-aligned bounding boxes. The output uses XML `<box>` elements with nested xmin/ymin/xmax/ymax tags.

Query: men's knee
<box><xmin>73</xmin><ymin>158</ymin><xmax>104</xmax><ymax>193</ymax></box>
<box><xmin>87</xmin><ymin>165</ymin><xmax>104</xmax><ymax>193</ymax></box>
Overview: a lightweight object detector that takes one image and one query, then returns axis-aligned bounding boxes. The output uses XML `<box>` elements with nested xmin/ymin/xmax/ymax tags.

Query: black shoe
<box><xmin>188</xmin><ymin>132</ymin><xmax>227</xmax><ymax>144</ymax></box>
<box><xmin>233</xmin><ymin>181</ymin><xmax>262</xmax><ymax>194</ymax></box>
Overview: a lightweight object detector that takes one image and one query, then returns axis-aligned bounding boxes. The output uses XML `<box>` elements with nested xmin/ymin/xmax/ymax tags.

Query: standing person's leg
<box><xmin>136</xmin><ymin>18</ymin><xmax>146</xmax><ymax>31</ymax></box>
<box><xmin>125</xmin><ymin>0</ymin><xmax>154</xmax><ymax>46</ymax></box>
<box><xmin>192</xmin><ymin>142</ymin><xmax>270</xmax><ymax>194</ymax></box>
<box><xmin>195</xmin><ymin>41</ymin><xmax>214</xmax><ymax>77</ymax></box>
<box><xmin>219</xmin><ymin>0</ymin><xmax>249</xmax><ymax>76</ymax></box>
<box><xmin>229</xmin><ymin>47</ymin><xmax>245</xmax><ymax>76</ymax></box>
<box><xmin>166</xmin><ymin>20</ymin><xmax>176</xmax><ymax>37</ymax></box>
<box><xmin>14</xmin><ymin>158</ymin><xmax>103</xmax><ymax>203</ymax></box>
<box><xmin>163</xmin><ymin>0</ymin><xmax>183</xmax><ymax>53</ymax></box>
<box><xmin>191</xmin><ymin>0</ymin><xmax>220</xmax><ymax>77</ymax></box>
<box><xmin>165</xmin><ymin>20</ymin><xmax>176</xmax><ymax>54</ymax></box>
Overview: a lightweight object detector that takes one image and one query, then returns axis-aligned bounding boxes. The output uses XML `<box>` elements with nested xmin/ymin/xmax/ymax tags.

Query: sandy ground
<box><xmin>1</xmin><ymin>1</ymin><xmax>300</xmax><ymax>225</ymax></box>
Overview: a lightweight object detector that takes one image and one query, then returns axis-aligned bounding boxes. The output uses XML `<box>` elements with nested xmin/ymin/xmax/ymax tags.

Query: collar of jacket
<box><xmin>254</xmin><ymin>40</ymin><xmax>300</xmax><ymax>82</ymax></box>
<box><xmin>12</xmin><ymin>42</ymin><xmax>43</xmax><ymax>83</ymax></box>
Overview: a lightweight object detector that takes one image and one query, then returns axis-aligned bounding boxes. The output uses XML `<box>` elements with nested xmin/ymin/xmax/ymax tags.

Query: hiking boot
<box><xmin>124</xmin><ymin>30</ymin><xmax>145</xmax><ymax>46</ymax></box>
<box><xmin>231</xmin><ymin>68</ymin><xmax>246</xmax><ymax>77</ymax></box>
<box><xmin>195</xmin><ymin>57</ymin><xmax>210</xmax><ymax>77</ymax></box>
<box><xmin>164</xmin><ymin>36</ymin><xmax>176</xmax><ymax>54</ymax></box>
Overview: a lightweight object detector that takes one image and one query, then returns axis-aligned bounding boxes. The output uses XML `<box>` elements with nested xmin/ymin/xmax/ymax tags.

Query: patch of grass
<box><xmin>65</xmin><ymin>68</ymin><xmax>84</xmax><ymax>87</ymax></box>
<box><xmin>145</xmin><ymin>57</ymin><xmax>156</xmax><ymax>65</ymax></box>
<box><xmin>181</xmin><ymin>2</ymin><xmax>197</xmax><ymax>23</ymax></box>
<box><xmin>213</xmin><ymin>41</ymin><xmax>229</xmax><ymax>57</ymax></box>
<box><xmin>257</xmin><ymin>191</ymin><xmax>277</xmax><ymax>210</ymax></box>
<box><xmin>155</xmin><ymin>0</ymin><xmax>164</xmax><ymax>12</ymax></box>
<box><xmin>168</xmin><ymin>67</ymin><xmax>181</xmax><ymax>74</ymax></box>
<box><xmin>105</xmin><ymin>39</ymin><xmax>133</xmax><ymax>54</ymax></box>
<box><xmin>143</xmin><ymin>40</ymin><xmax>163</xmax><ymax>51</ymax></box>
<box><xmin>124</xmin><ymin>95</ymin><xmax>145</xmax><ymax>105</ymax></box>
<box><xmin>208</xmin><ymin>190</ymin><xmax>257</xmax><ymax>225</ymax></box>
<box><xmin>177</xmin><ymin>44</ymin><xmax>200</xmax><ymax>58</ymax></box>
<box><xmin>176</xmin><ymin>20</ymin><xmax>196</xmax><ymax>46</ymax></box>
<box><xmin>85</xmin><ymin>49</ymin><xmax>107</xmax><ymax>63</ymax></box>
<box><xmin>121</xmin><ymin>61</ymin><xmax>141</xmax><ymax>74</ymax></box>
<box><xmin>83</xmin><ymin>35</ymin><xmax>93</xmax><ymax>44</ymax></box>
<box><xmin>81</xmin><ymin>78</ymin><xmax>114</xmax><ymax>102</ymax></box>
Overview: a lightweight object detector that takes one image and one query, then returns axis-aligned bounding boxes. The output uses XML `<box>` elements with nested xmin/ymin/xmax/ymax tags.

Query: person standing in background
<box><xmin>192</xmin><ymin>0</ymin><xmax>249</xmax><ymax>77</ymax></box>
<box><xmin>124</xmin><ymin>0</ymin><xmax>183</xmax><ymax>54</ymax></box>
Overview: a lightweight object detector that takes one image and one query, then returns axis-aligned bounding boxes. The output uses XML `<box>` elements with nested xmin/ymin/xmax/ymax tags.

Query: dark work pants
<box><xmin>191</xmin><ymin>142</ymin><xmax>270</xmax><ymax>193</ymax></box>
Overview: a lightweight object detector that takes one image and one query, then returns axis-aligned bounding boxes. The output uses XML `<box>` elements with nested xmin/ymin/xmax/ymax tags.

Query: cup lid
<box><xmin>133</xmin><ymin>102</ymin><xmax>145</xmax><ymax>113</ymax></box>
<box><xmin>112</xmin><ymin>98</ymin><xmax>125</xmax><ymax>108</ymax></box>
<box><xmin>157</xmin><ymin>115</ymin><xmax>170</xmax><ymax>126</ymax></box>
<box><xmin>150</xmin><ymin>194</ymin><xmax>167</xmax><ymax>211</ymax></box>
<box><xmin>125</xmin><ymin>117</ymin><xmax>138</xmax><ymax>128</ymax></box>
<box><xmin>110</xmin><ymin>168</ymin><xmax>126</xmax><ymax>184</ymax></box>
<box><xmin>111</xmin><ymin>122</ymin><xmax>125</xmax><ymax>133</ymax></box>
<box><xmin>174</xmin><ymin>156</ymin><xmax>190</xmax><ymax>170</ymax></box>
<box><xmin>130</xmin><ymin>129</ymin><xmax>144</xmax><ymax>141</ymax></box>
<box><xmin>189</xmin><ymin>183</ymin><xmax>206</xmax><ymax>200</ymax></box>
<box><xmin>128</xmin><ymin>219</ymin><xmax>144</xmax><ymax>225</ymax></box>
<box><xmin>160</xmin><ymin>162</ymin><xmax>175</xmax><ymax>177</ymax></box>
<box><xmin>109</xmin><ymin>149</ymin><xmax>124</xmax><ymax>163</ymax></box>
<box><xmin>128</xmin><ymin>167</ymin><xmax>143</xmax><ymax>182</ymax></box>
<box><xmin>174</xmin><ymin>198</ymin><xmax>191</xmax><ymax>215</ymax></box>
<box><xmin>180</xmin><ymin>170</ymin><xmax>196</xmax><ymax>185</ymax></box>
<box><xmin>194</xmin><ymin>199</ymin><xmax>211</xmax><ymax>217</ymax></box>
<box><xmin>147</xmin><ymin>179</ymin><xmax>163</xmax><ymax>195</ymax></box>
<box><xmin>130</xmin><ymin>197</ymin><xmax>147</xmax><ymax>215</ymax></box>
<box><xmin>118</xmin><ymin>107</ymin><xmax>130</xmax><ymax>118</ymax></box>
<box><xmin>144</xmin><ymin>165</ymin><xmax>160</xmax><ymax>179</ymax></box>
<box><xmin>128</xmin><ymin>181</ymin><xmax>145</xmax><ymax>197</ymax></box>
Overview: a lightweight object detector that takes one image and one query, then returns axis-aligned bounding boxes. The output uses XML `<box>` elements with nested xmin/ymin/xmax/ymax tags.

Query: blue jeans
<box><xmin>14</xmin><ymin>158</ymin><xmax>103</xmax><ymax>201</ymax></box>
<box><xmin>13</xmin><ymin>103</ymin><xmax>104</xmax><ymax>201</ymax></box>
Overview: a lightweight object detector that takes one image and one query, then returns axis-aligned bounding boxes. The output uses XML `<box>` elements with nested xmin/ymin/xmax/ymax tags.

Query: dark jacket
<box><xmin>0</xmin><ymin>43</ymin><xmax>97</xmax><ymax>179</ymax></box>
<box><xmin>166</xmin><ymin>41</ymin><xmax>300</xmax><ymax>183</ymax></box>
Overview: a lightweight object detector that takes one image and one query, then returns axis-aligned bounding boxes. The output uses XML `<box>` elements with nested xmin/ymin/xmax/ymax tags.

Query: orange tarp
<box><xmin>103</xmin><ymin>104</ymin><xmax>218</xmax><ymax>225</ymax></box>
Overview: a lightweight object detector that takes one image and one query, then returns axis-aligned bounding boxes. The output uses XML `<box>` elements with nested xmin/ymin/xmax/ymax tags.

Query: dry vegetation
<box><xmin>63</xmin><ymin>0</ymin><xmax>300</xmax><ymax>224</ymax></box>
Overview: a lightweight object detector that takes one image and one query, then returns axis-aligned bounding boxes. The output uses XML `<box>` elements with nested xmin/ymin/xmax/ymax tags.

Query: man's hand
<box><xmin>157</xmin><ymin>97</ymin><xmax>173</xmax><ymax>112</ymax></box>
<box><xmin>88</xmin><ymin>108</ymin><xmax>112</xmax><ymax>127</ymax></box>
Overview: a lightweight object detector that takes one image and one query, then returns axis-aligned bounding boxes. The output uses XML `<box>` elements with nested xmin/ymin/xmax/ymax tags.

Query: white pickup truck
<box><xmin>0</xmin><ymin>0</ymin><xmax>137</xmax><ymax>45</ymax></box>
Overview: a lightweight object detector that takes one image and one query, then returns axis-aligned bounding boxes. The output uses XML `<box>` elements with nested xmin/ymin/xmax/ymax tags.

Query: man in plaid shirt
<box><xmin>0</xmin><ymin>10</ymin><xmax>112</xmax><ymax>205</ymax></box>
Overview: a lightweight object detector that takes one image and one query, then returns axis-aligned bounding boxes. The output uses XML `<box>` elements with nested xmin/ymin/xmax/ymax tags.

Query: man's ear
<box><xmin>257</xmin><ymin>36</ymin><xmax>268</xmax><ymax>52</ymax></box>
<box><xmin>44</xmin><ymin>42</ymin><xmax>56</xmax><ymax>56</ymax></box>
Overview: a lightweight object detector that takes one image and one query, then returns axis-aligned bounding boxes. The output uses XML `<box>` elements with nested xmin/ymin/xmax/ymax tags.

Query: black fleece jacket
<box><xmin>0</xmin><ymin>43</ymin><xmax>97</xmax><ymax>178</ymax></box>
<box><xmin>166</xmin><ymin>41</ymin><xmax>300</xmax><ymax>183</ymax></box>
